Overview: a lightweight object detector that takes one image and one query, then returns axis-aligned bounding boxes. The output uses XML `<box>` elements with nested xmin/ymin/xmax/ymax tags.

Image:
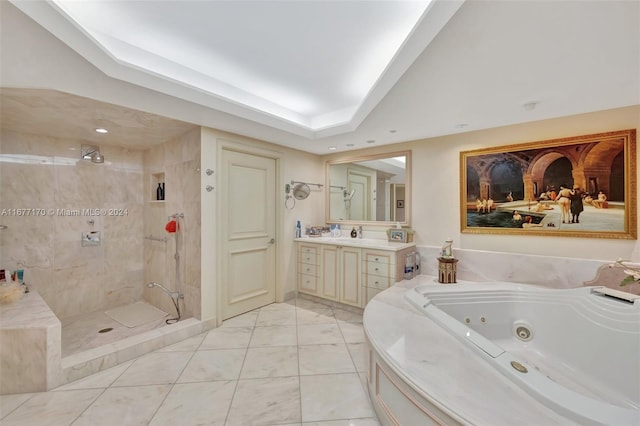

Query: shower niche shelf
<box><xmin>150</xmin><ymin>172</ymin><xmax>165</xmax><ymax>202</ymax></box>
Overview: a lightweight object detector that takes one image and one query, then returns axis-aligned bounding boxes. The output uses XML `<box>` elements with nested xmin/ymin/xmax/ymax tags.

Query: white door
<box><xmin>221</xmin><ymin>149</ymin><xmax>276</xmax><ymax>319</ymax></box>
<box><xmin>347</xmin><ymin>171</ymin><xmax>369</xmax><ymax>221</ymax></box>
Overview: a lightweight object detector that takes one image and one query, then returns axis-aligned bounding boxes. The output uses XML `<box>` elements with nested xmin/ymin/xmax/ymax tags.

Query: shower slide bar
<box><xmin>145</xmin><ymin>235</ymin><xmax>167</xmax><ymax>243</ymax></box>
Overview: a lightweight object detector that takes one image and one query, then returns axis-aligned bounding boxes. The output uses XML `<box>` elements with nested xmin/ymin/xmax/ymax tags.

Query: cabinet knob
<box><xmin>375</xmin><ymin>258</ymin><xmax>379</xmax><ymax>261</ymax></box>
<box><xmin>375</xmin><ymin>268</ymin><xmax>379</xmax><ymax>272</ymax></box>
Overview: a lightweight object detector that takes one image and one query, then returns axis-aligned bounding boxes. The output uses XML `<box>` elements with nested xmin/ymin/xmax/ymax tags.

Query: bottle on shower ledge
<box><xmin>157</xmin><ymin>182</ymin><xmax>165</xmax><ymax>201</ymax></box>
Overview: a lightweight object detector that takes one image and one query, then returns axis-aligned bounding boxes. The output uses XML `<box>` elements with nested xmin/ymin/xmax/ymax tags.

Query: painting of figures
<box><xmin>460</xmin><ymin>129</ymin><xmax>636</xmax><ymax>239</ymax></box>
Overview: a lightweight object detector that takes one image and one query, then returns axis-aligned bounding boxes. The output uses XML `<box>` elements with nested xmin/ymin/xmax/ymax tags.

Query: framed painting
<box><xmin>389</xmin><ymin>229</ymin><xmax>407</xmax><ymax>243</ymax></box>
<box><xmin>460</xmin><ymin>129</ymin><xmax>636</xmax><ymax>239</ymax></box>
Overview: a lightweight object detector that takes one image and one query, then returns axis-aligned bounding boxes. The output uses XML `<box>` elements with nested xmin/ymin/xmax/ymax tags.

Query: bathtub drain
<box><xmin>510</xmin><ymin>361</ymin><xmax>528</xmax><ymax>373</ymax></box>
<box><xmin>98</xmin><ymin>327</ymin><xmax>113</xmax><ymax>333</ymax></box>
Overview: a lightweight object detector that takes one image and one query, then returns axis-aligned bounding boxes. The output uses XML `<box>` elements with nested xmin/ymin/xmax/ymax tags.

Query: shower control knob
<box><xmin>205</xmin><ymin>169</ymin><xmax>214</xmax><ymax>176</ymax></box>
<box><xmin>206</xmin><ymin>185</ymin><xmax>214</xmax><ymax>192</ymax></box>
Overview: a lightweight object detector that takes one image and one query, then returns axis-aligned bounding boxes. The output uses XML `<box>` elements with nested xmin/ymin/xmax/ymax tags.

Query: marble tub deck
<box><xmin>364</xmin><ymin>276</ymin><xmax>593</xmax><ymax>425</ymax></box>
<box><xmin>1</xmin><ymin>297</ymin><xmax>379</xmax><ymax>425</ymax></box>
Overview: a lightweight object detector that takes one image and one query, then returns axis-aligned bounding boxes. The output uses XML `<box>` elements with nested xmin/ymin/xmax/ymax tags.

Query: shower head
<box><xmin>81</xmin><ymin>144</ymin><xmax>105</xmax><ymax>163</ymax></box>
<box><xmin>91</xmin><ymin>152</ymin><xmax>105</xmax><ymax>163</ymax></box>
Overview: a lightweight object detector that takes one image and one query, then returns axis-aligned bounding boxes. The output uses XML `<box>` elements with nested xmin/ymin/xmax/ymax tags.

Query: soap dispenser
<box><xmin>350</xmin><ymin>227</ymin><xmax>357</xmax><ymax>238</ymax></box>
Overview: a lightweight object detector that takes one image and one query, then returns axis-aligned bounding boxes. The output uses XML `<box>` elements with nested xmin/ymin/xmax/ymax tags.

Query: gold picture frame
<box><xmin>460</xmin><ymin>129</ymin><xmax>637</xmax><ymax>239</ymax></box>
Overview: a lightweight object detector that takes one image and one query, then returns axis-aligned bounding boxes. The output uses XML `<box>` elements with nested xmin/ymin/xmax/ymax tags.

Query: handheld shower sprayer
<box><xmin>147</xmin><ymin>282</ymin><xmax>182</xmax><ymax>324</ymax></box>
<box><xmin>343</xmin><ymin>188</ymin><xmax>356</xmax><ymax>201</ymax></box>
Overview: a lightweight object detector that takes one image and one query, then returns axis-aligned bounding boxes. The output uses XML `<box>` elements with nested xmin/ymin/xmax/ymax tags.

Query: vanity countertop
<box><xmin>294</xmin><ymin>236</ymin><xmax>415</xmax><ymax>251</ymax></box>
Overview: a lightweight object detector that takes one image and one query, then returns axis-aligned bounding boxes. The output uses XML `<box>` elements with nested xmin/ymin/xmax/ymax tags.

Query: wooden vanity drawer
<box><xmin>299</xmin><ymin>253</ymin><xmax>318</xmax><ymax>265</ymax></box>
<box><xmin>298</xmin><ymin>263</ymin><xmax>318</xmax><ymax>276</ymax></box>
<box><xmin>299</xmin><ymin>245</ymin><xmax>319</xmax><ymax>256</ymax></box>
<box><xmin>366</xmin><ymin>261</ymin><xmax>390</xmax><ymax>278</ymax></box>
<box><xmin>362</xmin><ymin>250</ymin><xmax>393</xmax><ymax>266</ymax></box>
<box><xmin>365</xmin><ymin>274</ymin><xmax>391</xmax><ymax>290</ymax></box>
<box><xmin>298</xmin><ymin>274</ymin><xmax>318</xmax><ymax>294</ymax></box>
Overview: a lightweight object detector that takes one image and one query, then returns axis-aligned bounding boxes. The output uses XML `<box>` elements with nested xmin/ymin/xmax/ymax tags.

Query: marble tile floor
<box><xmin>61</xmin><ymin>302</ymin><xmax>175</xmax><ymax>357</ymax></box>
<box><xmin>1</xmin><ymin>297</ymin><xmax>380</xmax><ymax>426</ymax></box>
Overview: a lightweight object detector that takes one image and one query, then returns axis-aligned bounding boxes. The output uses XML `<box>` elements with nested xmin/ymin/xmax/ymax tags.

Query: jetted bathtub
<box><xmin>405</xmin><ymin>283</ymin><xmax>640</xmax><ymax>426</ymax></box>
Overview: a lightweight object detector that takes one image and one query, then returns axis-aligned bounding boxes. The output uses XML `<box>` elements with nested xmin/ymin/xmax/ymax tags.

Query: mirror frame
<box><xmin>325</xmin><ymin>150</ymin><xmax>412</xmax><ymax>226</ymax></box>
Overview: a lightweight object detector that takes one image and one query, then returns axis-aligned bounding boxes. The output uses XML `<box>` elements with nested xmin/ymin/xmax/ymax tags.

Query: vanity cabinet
<box><xmin>362</xmin><ymin>247</ymin><xmax>415</xmax><ymax>304</ymax></box>
<box><xmin>297</xmin><ymin>239</ymin><xmax>415</xmax><ymax>308</ymax></box>
<box><xmin>297</xmin><ymin>243</ymin><xmax>320</xmax><ymax>295</ymax></box>
<box><xmin>319</xmin><ymin>244</ymin><xmax>361</xmax><ymax>307</ymax></box>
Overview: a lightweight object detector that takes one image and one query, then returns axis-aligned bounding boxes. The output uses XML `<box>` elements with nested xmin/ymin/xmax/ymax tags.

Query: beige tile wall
<box><xmin>0</xmin><ymin>130</ymin><xmax>144</xmax><ymax>319</ymax></box>
<box><xmin>143</xmin><ymin>128</ymin><xmax>201</xmax><ymax>320</ymax></box>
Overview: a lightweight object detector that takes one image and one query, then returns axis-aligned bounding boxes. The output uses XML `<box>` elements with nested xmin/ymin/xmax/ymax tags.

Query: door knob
<box><xmin>268</xmin><ymin>238</ymin><xmax>276</xmax><ymax>244</ymax></box>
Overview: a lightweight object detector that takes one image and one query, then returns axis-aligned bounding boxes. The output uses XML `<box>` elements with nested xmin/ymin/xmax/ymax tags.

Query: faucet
<box><xmin>357</xmin><ymin>226</ymin><xmax>363</xmax><ymax>239</ymax></box>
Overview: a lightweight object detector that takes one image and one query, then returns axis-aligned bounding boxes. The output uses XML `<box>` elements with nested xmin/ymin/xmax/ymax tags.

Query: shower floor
<box><xmin>61</xmin><ymin>301</ymin><xmax>171</xmax><ymax>357</ymax></box>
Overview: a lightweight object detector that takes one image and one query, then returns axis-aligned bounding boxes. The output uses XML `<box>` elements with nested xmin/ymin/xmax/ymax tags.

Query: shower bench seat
<box><xmin>0</xmin><ymin>289</ymin><xmax>62</xmax><ymax>394</ymax></box>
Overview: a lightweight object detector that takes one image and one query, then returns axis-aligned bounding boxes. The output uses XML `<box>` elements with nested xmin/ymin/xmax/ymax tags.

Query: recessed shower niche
<box><xmin>150</xmin><ymin>172</ymin><xmax>165</xmax><ymax>202</ymax></box>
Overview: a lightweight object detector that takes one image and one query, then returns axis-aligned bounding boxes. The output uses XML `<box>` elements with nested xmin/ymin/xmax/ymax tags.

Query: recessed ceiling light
<box><xmin>523</xmin><ymin>101</ymin><xmax>538</xmax><ymax>111</ymax></box>
<box><xmin>328</xmin><ymin>146</ymin><xmax>337</xmax><ymax>151</ymax></box>
<box><xmin>366</xmin><ymin>140</ymin><xmax>376</xmax><ymax>144</ymax></box>
<box><xmin>454</xmin><ymin>123</ymin><xmax>468</xmax><ymax>129</ymax></box>
<box><xmin>95</xmin><ymin>128</ymin><xmax>108</xmax><ymax>134</ymax></box>
<box><xmin>346</xmin><ymin>143</ymin><xmax>355</xmax><ymax>147</ymax></box>
<box><xmin>389</xmin><ymin>129</ymin><xmax>397</xmax><ymax>133</ymax></box>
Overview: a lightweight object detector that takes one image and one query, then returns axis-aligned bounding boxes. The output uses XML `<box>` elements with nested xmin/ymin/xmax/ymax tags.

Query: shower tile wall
<box><xmin>143</xmin><ymin>128</ymin><xmax>201</xmax><ymax>320</ymax></box>
<box><xmin>0</xmin><ymin>130</ymin><xmax>144</xmax><ymax>319</ymax></box>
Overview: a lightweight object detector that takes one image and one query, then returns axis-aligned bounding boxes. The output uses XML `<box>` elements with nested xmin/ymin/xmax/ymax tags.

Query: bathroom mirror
<box><xmin>326</xmin><ymin>151</ymin><xmax>411</xmax><ymax>225</ymax></box>
<box><xmin>292</xmin><ymin>182</ymin><xmax>310</xmax><ymax>200</ymax></box>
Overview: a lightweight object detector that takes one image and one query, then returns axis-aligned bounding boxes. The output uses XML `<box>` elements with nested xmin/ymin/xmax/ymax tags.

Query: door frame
<box><xmin>216</xmin><ymin>139</ymin><xmax>283</xmax><ymax>326</ymax></box>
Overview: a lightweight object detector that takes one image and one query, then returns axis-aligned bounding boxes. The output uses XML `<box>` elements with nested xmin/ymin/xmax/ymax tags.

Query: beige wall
<box><xmin>199</xmin><ymin>128</ymin><xmax>324</xmax><ymax>322</ymax></box>
<box><xmin>143</xmin><ymin>128</ymin><xmax>201</xmax><ymax>319</ymax></box>
<box><xmin>324</xmin><ymin>106</ymin><xmax>640</xmax><ymax>262</ymax></box>
<box><xmin>3</xmin><ymin>105</ymin><xmax>637</xmax><ymax>324</ymax></box>
<box><xmin>0</xmin><ymin>130</ymin><xmax>144</xmax><ymax>319</ymax></box>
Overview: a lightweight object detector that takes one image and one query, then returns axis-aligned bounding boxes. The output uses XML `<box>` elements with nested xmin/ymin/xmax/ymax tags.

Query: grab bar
<box><xmin>145</xmin><ymin>235</ymin><xmax>167</xmax><ymax>243</ymax></box>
